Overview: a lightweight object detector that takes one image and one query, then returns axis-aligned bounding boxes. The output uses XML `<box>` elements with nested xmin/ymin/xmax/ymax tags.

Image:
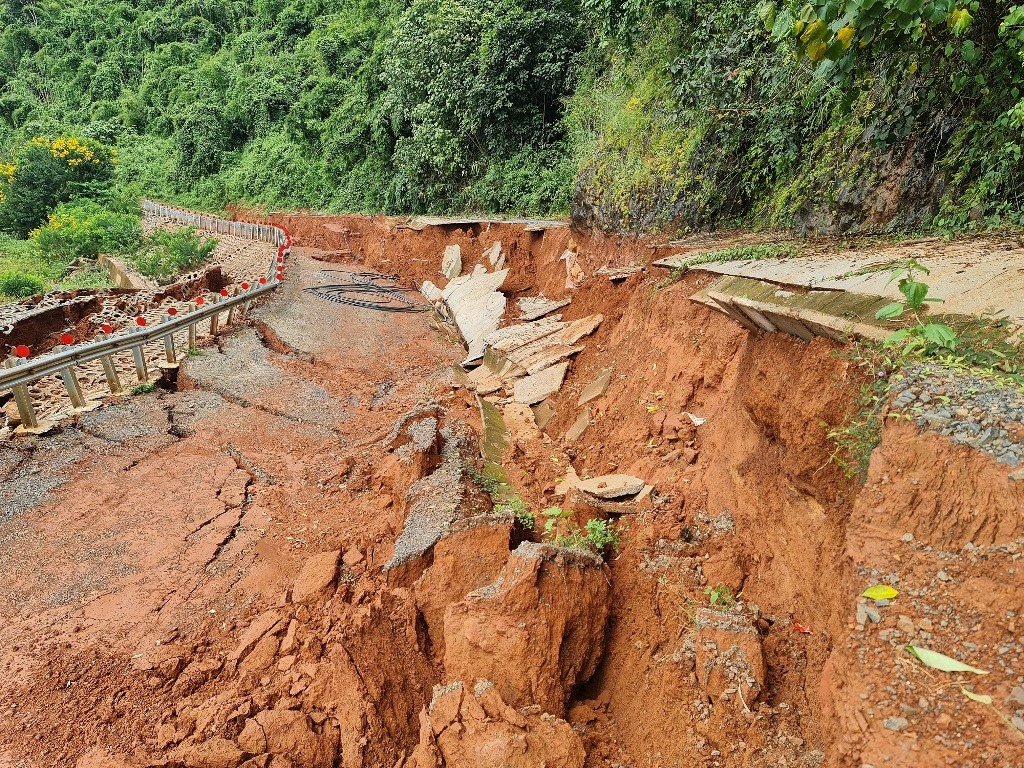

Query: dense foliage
<box><xmin>0</xmin><ymin>0</ymin><xmax>582</xmax><ymax>216</ymax></box>
<box><xmin>2</xmin><ymin>0</ymin><xmax>1024</xmax><ymax>232</ymax></box>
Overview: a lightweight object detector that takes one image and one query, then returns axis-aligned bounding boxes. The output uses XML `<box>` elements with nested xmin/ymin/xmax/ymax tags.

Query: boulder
<box><xmin>291</xmin><ymin>551</ymin><xmax>340</xmax><ymax>604</ymax></box>
<box><xmin>443</xmin><ymin>542</ymin><xmax>610</xmax><ymax>715</ymax></box>
<box><xmin>409</xmin><ymin>681</ymin><xmax>585</xmax><ymax>768</ymax></box>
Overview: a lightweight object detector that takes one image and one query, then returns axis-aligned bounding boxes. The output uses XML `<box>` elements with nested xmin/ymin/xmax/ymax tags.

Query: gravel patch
<box><xmin>890</xmin><ymin>362</ymin><xmax>1024</xmax><ymax>466</ymax></box>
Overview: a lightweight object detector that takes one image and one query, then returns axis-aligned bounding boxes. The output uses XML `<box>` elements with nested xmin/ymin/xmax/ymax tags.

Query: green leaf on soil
<box><xmin>906</xmin><ymin>645</ymin><xmax>989</xmax><ymax>675</ymax></box>
<box><xmin>961</xmin><ymin>688</ymin><xmax>993</xmax><ymax>704</ymax></box>
<box><xmin>861</xmin><ymin>584</ymin><xmax>899</xmax><ymax>600</ymax></box>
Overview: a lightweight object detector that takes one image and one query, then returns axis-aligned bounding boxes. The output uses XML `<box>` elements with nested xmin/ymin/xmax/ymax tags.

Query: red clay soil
<box><xmin>0</xmin><ymin>212</ymin><xmax>1020</xmax><ymax>768</ymax></box>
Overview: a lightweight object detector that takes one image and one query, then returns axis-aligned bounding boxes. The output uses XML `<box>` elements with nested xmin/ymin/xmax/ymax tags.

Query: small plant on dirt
<box><xmin>543</xmin><ymin>507</ymin><xmax>620</xmax><ymax>557</ymax></box>
<box><xmin>463</xmin><ymin>460</ymin><xmax>506</xmax><ymax>496</ymax></box>
<box><xmin>541</xmin><ymin>505</ymin><xmax>570</xmax><ymax>539</ymax></box>
<box><xmin>495</xmin><ymin>495</ymin><xmax>535</xmax><ymax>529</ymax></box>
<box><xmin>585</xmin><ymin>518</ymin><xmax>620</xmax><ymax>554</ymax></box>
<box><xmin>132</xmin><ymin>381</ymin><xmax>156</xmax><ymax>395</ymax></box>
<box><xmin>704</xmin><ymin>583</ymin><xmax>736</xmax><ymax>611</ymax></box>
<box><xmin>874</xmin><ymin>259</ymin><xmax>957</xmax><ymax>354</ymax></box>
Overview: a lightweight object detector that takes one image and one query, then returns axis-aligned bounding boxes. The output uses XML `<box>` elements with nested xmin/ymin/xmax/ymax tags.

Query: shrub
<box><xmin>0</xmin><ymin>271</ymin><xmax>46</xmax><ymax>298</ymax></box>
<box><xmin>30</xmin><ymin>200</ymin><xmax>142</xmax><ymax>263</ymax></box>
<box><xmin>0</xmin><ymin>137</ymin><xmax>116</xmax><ymax>237</ymax></box>
<box><xmin>132</xmin><ymin>227</ymin><xmax>217</xmax><ymax>284</ymax></box>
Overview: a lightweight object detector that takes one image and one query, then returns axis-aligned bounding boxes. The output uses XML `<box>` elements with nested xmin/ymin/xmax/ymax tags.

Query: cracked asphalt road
<box><xmin>0</xmin><ymin>251</ymin><xmax>454</xmax><ymax>762</ymax></box>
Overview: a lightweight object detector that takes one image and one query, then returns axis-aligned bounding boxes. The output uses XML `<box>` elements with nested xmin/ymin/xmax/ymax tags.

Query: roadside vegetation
<box><xmin>2</xmin><ymin>1</ymin><xmax>1023</xmax><ymax>235</ymax></box>
<box><xmin>827</xmin><ymin>263</ymin><xmax>1024</xmax><ymax>478</ymax></box>
<box><xmin>0</xmin><ymin>135</ymin><xmax>217</xmax><ymax>300</ymax></box>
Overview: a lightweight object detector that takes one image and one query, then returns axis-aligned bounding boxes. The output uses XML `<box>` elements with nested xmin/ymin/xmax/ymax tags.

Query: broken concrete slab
<box><xmin>484</xmin><ymin>318</ymin><xmax>566</xmax><ymax>356</ymax></box>
<box><xmin>532</xmin><ymin>400</ymin><xmax>557</xmax><ymax>431</ymax></box>
<box><xmin>596</xmin><ymin>265</ymin><xmax>644</xmax><ymax>282</ymax></box>
<box><xmin>519</xmin><ymin>295</ymin><xmax>571</xmax><ymax>321</ymax></box>
<box><xmin>513</xmin><ymin>343</ymin><xmax>585</xmax><ymax>376</ymax></box>
<box><xmin>578</xmin><ymin>368</ymin><xmax>613</xmax><ymax>405</ymax></box>
<box><xmin>442</xmin><ymin>265</ymin><xmax>509</xmax><ymax>364</ymax></box>
<box><xmin>513</xmin><ymin>362</ymin><xmax>569</xmax><ymax>405</ymax></box>
<box><xmin>484</xmin><ymin>242</ymin><xmax>505</xmax><ymax>270</ymax></box>
<box><xmin>564</xmin><ymin>408</ymin><xmax>591</xmax><ymax>443</ymax></box>
<box><xmin>576</xmin><ymin>474</ymin><xmax>645</xmax><ymax>499</ymax></box>
<box><xmin>557</xmin><ymin>314</ymin><xmax>604</xmax><ymax>346</ymax></box>
<box><xmin>441</xmin><ymin>245</ymin><xmax>462</xmax><ymax>279</ymax></box>
<box><xmin>421</xmin><ymin>280</ymin><xmax>443</xmax><ymax>302</ymax></box>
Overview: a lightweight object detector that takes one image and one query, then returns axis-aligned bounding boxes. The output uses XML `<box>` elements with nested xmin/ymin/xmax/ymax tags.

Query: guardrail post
<box><xmin>97</xmin><ymin>324</ymin><xmax>124</xmax><ymax>395</ymax></box>
<box><xmin>4</xmin><ymin>356</ymin><xmax>39</xmax><ymax>430</ymax></box>
<box><xmin>131</xmin><ymin>318</ymin><xmax>149</xmax><ymax>383</ymax></box>
<box><xmin>209</xmin><ymin>295</ymin><xmax>222</xmax><ymax>336</ymax></box>
<box><xmin>59</xmin><ymin>366</ymin><xmax>88</xmax><ymax>409</ymax></box>
<box><xmin>163</xmin><ymin>308</ymin><xmax>178</xmax><ymax>363</ymax></box>
<box><xmin>188</xmin><ymin>302</ymin><xmax>199</xmax><ymax>350</ymax></box>
<box><xmin>54</xmin><ymin>333</ymin><xmax>96</xmax><ymax>411</ymax></box>
<box><xmin>226</xmin><ymin>287</ymin><xmax>240</xmax><ymax>325</ymax></box>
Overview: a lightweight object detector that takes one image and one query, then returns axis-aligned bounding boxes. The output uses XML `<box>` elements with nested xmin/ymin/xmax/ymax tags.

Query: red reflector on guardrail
<box><xmin>59</xmin><ymin>333</ymin><xmax>74</xmax><ymax>345</ymax></box>
<box><xmin>101</xmin><ymin>324</ymin><xmax>113</xmax><ymax>334</ymax></box>
<box><xmin>14</xmin><ymin>345</ymin><xmax>30</xmax><ymax>358</ymax></box>
<box><xmin>136</xmin><ymin>317</ymin><xmax>147</xmax><ymax>327</ymax></box>
<box><xmin>167</xmin><ymin>307</ymin><xmax>178</xmax><ymax>316</ymax></box>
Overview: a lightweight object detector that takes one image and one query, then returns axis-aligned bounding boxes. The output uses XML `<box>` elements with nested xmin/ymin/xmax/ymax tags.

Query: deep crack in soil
<box><xmin>0</xmin><ymin>221</ymin><xmax>1021</xmax><ymax>768</ymax></box>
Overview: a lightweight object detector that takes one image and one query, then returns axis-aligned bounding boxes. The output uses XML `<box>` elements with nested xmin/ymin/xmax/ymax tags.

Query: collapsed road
<box><xmin>1</xmin><ymin>210</ymin><xmax>1022</xmax><ymax>768</ymax></box>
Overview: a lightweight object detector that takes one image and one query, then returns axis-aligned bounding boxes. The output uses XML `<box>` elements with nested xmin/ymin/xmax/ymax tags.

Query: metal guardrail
<box><xmin>2</xmin><ymin>202</ymin><xmax>293</xmax><ymax>432</ymax></box>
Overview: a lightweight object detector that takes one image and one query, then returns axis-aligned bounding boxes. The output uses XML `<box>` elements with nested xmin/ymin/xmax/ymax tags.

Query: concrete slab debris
<box><xmin>442</xmin><ymin>265</ymin><xmax>509</xmax><ymax>364</ymax></box>
<box><xmin>518</xmin><ymin>295</ymin><xmax>571</xmax><ymax>321</ymax></box>
<box><xmin>484</xmin><ymin>318</ymin><xmax>565</xmax><ymax>356</ymax></box>
<box><xmin>596</xmin><ymin>265</ymin><xmax>644</xmax><ymax>282</ymax></box>
<box><xmin>532</xmin><ymin>400</ymin><xmax>557</xmax><ymax>430</ymax></box>
<box><xmin>564</xmin><ymin>408</ymin><xmax>591</xmax><ymax>443</ymax></box>
<box><xmin>441</xmin><ymin>245</ymin><xmax>463</xmax><ymax>279</ymax></box>
<box><xmin>578</xmin><ymin>368</ymin><xmax>613</xmax><ymax>405</ymax></box>
<box><xmin>514</xmin><ymin>362</ymin><xmax>569</xmax><ymax>405</ymax></box>
<box><xmin>558</xmin><ymin>315</ymin><xmax>604</xmax><ymax>345</ymax></box>
<box><xmin>575</xmin><ymin>474</ymin><xmax>646</xmax><ymax>499</ymax></box>
<box><xmin>484</xmin><ymin>242</ymin><xmax>505</xmax><ymax>270</ymax></box>
<box><xmin>421</xmin><ymin>280</ymin><xmax>443</xmax><ymax>302</ymax></box>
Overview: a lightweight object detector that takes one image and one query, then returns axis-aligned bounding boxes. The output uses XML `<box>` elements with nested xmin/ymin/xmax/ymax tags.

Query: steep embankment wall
<box><xmin>269</xmin><ymin>211</ymin><xmax>1024</xmax><ymax>766</ymax></box>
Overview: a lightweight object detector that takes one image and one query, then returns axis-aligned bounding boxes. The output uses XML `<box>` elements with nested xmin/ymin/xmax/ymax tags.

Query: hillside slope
<box><xmin>3</xmin><ymin>0</ymin><xmax>1024</xmax><ymax>233</ymax></box>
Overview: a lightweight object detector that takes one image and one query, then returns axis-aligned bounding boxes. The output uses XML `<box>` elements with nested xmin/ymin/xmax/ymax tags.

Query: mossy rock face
<box><xmin>569</xmin><ymin>66</ymin><xmax>954</xmax><ymax>237</ymax></box>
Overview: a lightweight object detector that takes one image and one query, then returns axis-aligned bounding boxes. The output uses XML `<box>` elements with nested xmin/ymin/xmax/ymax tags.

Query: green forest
<box><xmin>2</xmin><ymin>0</ymin><xmax>1024</xmax><ymax>242</ymax></box>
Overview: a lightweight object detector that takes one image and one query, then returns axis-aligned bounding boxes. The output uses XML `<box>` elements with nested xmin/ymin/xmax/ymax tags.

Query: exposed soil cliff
<box><xmin>0</xmin><ymin>212</ymin><xmax>1020</xmax><ymax>768</ymax></box>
